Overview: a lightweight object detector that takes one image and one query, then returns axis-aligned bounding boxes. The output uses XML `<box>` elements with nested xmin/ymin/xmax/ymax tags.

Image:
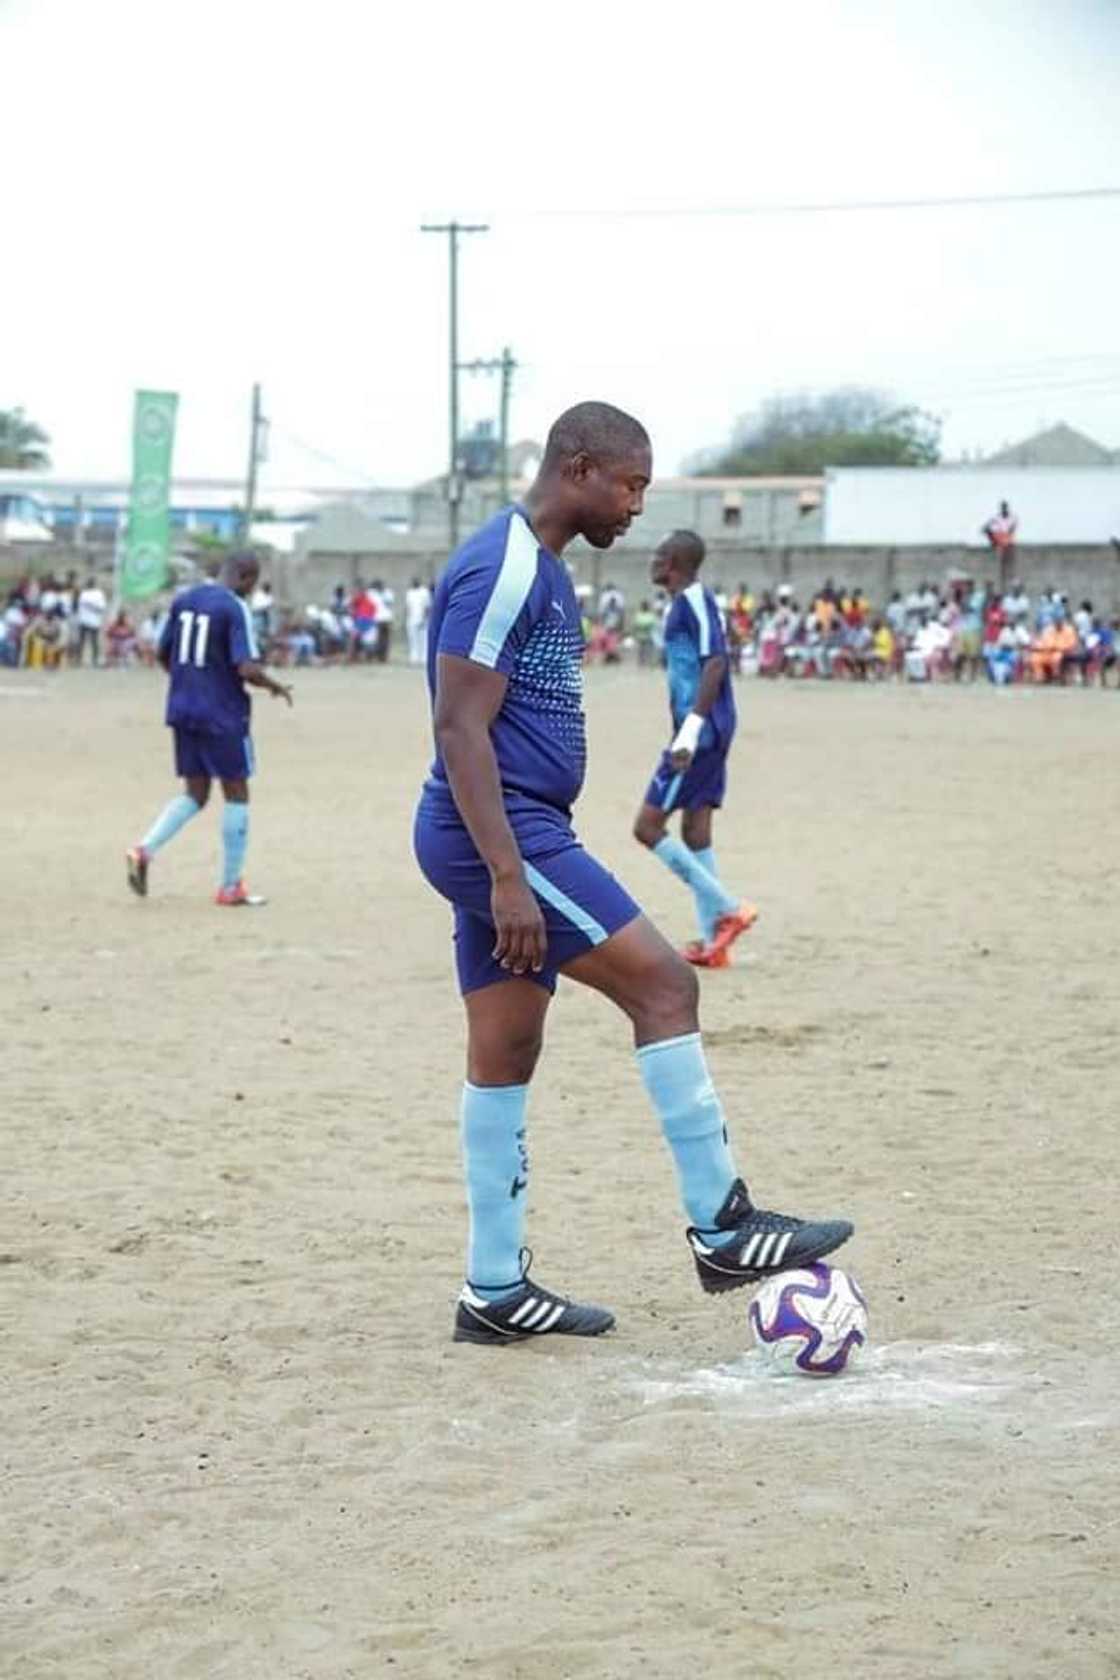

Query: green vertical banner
<box><xmin>121</xmin><ymin>390</ymin><xmax>178</xmax><ymax>600</ymax></box>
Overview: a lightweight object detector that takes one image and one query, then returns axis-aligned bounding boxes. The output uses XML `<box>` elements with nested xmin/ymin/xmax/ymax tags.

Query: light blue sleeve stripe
<box><xmin>468</xmin><ymin>514</ymin><xmax>539</xmax><ymax>667</ymax></box>
<box><xmin>236</xmin><ymin>594</ymin><xmax>260</xmax><ymax>660</ymax></box>
<box><xmin>684</xmin><ymin>583</ymin><xmax>710</xmax><ymax>657</ymax></box>
<box><xmin>523</xmin><ymin>861</ymin><xmax>608</xmax><ymax>946</ymax></box>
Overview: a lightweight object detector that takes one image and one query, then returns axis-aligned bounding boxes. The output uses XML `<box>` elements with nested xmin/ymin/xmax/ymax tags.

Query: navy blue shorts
<box><xmin>174</xmin><ymin>727</ymin><xmax>255</xmax><ymax>781</ymax></box>
<box><xmin>644</xmin><ymin>745</ymin><xmax>729</xmax><ymax>814</ymax></box>
<box><xmin>414</xmin><ymin>785</ymin><xmax>641</xmax><ymax>995</ymax></box>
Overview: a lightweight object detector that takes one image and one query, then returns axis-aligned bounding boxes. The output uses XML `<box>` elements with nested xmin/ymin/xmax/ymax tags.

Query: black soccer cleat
<box><xmin>453</xmin><ymin>1254</ymin><xmax>615</xmax><ymax>1346</ymax></box>
<box><xmin>125</xmin><ymin>846</ymin><xmax>149</xmax><ymax>898</ymax></box>
<box><xmin>687</xmin><ymin>1178</ymin><xmax>853</xmax><ymax>1295</ymax></box>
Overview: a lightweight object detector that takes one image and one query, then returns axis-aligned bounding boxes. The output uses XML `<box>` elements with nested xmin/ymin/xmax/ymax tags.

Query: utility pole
<box><xmin>420</xmin><ymin>220</ymin><xmax>488</xmax><ymax>554</ymax></box>
<box><xmin>498</xmin><ymin>346</ymin><xmax>515</xmax><ymax>505</ymax></box>
<box><xmin>458</xmin><ymin>346</ymin><xmax>518</xmax><ymax>507</ymax></box>
<box><xmin>241</xmin><ymin>382</ymin><xmax>267</xmax><ymax>547</ymax></box>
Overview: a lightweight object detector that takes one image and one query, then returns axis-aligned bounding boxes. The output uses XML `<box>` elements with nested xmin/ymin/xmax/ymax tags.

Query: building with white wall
<box><xmin>824</xmin><ymin>466</ymin><xmax>1120</xmax><ymax>546</ymax></box>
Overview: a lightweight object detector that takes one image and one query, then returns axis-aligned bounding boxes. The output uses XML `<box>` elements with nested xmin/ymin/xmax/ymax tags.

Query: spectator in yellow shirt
<box><xmin>870</xmin><ymin>618</ymin><xmax>894</xmax><ymax>678</ymax></box>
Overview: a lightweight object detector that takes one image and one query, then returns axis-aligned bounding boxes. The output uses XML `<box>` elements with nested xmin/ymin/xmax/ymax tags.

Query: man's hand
<box><xmin>491</xmin><ymin>872</ymin><xmax>546</xmax><ymax>975</ymax></box>
<box><xmin>669</xmin><ymin>710</ymin><xmax>704</xmax><ymax>771</ymax></box>
<box><xmin>270</xmin><ymin>680</ymin><xmax>294</xmax><ymax>707</ymax></box>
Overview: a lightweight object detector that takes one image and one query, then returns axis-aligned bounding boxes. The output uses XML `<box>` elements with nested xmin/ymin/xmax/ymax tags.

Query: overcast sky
<box><xmin>3</xmin><ymin>0</ymin><xmax>1119</xmax><ymax>490</ymax></box>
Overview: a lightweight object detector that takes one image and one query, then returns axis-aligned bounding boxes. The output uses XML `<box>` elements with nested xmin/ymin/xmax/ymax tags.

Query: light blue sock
<box><xmin>461</xmin><ymin>1082</ymin><xmax>530</xmax><ymax>1296</ymax></box>
<box><xmin>140</xmin><ymin>794</ymin><xmax>201</xmax><ymax>855</ymax></box>
<box><xmin>637</xmin><ymin>1032</ymin><xmax>737</xmax><ymax>1229</ymax></box>
<box><xmin>692</xmin><ymin>845</ymin><xmax>730</xmax><ymax>942</ymax></box>
<box><xmin>653</xmin><ymin>835</ymin><xmax>737</xmax><ymax>939</ymax></box>
<box><xmin>221</xmin><ymin>802</ymin><xmax>249</xmax><ymax>888</ymax></box>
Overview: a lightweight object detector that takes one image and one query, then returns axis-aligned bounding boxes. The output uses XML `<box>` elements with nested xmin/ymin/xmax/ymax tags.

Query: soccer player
<box><xmin>633</xmin><ymin>530</ymin><xmax>757</xmax><ymax>969</ymax></box>
<box><xmin>126</xmin><ymin>552</ymin><xmax>292</xmax><ymax>906</ymax></box>
<box><xmin>414</xmin><ymin>402</ymin><xmax>852</xmax><ymax>1345</ymax></box>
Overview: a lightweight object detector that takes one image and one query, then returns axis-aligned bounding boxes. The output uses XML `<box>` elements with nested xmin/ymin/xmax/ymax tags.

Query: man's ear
<box><xmin>568</xmin><ymin>450</ymin><xmax>592</xmax><ymax>484</ymax></box>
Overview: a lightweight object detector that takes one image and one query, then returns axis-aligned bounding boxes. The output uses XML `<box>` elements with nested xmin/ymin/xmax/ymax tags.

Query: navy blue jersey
<box><xmin>663</xmin><ymin>583</ymin><xmax>736</xmax><ymax>747</ymax></box>
<box><xmin>159</xmin><ymin>583</ymin><xmax>258</xmax><ymax>735</ymax></box>
<box><xmin>426</xmin><ymin>506</ymin><xmax>586</xmax><ymax>812</ymax></box>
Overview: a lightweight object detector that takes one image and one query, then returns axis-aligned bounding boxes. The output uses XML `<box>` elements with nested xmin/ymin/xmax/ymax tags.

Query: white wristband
<box><xmin>671</xmin><ymin>712</ymin><xmax>705</xmax><ymax>756</ymax></box>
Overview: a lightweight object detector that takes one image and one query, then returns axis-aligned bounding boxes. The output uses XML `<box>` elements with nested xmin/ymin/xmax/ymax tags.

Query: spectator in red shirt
<box><xmin>349</xmin><ymin>584</ymin><xmax>379</xmax><ymax>661</ymax></box>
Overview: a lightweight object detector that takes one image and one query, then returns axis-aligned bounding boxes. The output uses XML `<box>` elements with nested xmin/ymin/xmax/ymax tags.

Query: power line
<box><xmin>503</xmin><ymin>186</ymin><xmax>1120</xmax><ymax>221</ymax></box>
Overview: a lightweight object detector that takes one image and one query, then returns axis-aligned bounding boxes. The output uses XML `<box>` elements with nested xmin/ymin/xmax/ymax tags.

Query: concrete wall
<box><xmin>271</xmin><ymin>542</ymin><xmax>1120</xmax><ymax>616</ymax></box>
<box><xmin>8</xmin><ymin>539</ymin><xmax>1117</xmax><ymax>619</ymax></box>
<box><xmin>410</xmin><ymin>480</ymin><xmax>824</xmax><ymax>548</ymax></box>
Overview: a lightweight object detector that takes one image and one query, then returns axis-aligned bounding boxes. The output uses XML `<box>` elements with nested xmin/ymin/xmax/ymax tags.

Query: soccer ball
<box><xmin>748</xmin><ymin>1264</ymin><xmax>868</xmax><ymax>1377</ymax></box>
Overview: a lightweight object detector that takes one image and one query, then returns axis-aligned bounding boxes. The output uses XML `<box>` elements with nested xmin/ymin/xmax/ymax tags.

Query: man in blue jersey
<box><xmin>414</xmin><ymin>402</ymin><xmax>852</xmax><ymax>1345</ymax></box>
<box><xmin>633</xmin><ymin>531</ymin><xmax>757</xmax><ymax>969</ymax></box>
<box><xmin>126</xmin><ymin>552</ymin><xmax>292</xmax><ymax>906</ymax></box>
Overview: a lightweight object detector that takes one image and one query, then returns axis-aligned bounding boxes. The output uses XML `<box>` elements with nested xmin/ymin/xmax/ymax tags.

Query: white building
<box><xmin>823</xmin><ymin>466</ymin><xmax>1120</xmax><ymax>546</ymax></box>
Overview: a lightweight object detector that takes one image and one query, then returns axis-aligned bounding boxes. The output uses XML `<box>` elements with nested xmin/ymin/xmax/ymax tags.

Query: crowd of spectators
<box><xmin>5</xmin><ymin>564</ymin><xmax>1116</xmax><ymax>692</ymax></box>
<box><xmin>1</xmin><ymin>571</ymin><xmax>164</xmax><ymax>670</ymax></box>
<box><xmin>580</xmin><ymin>576</ymin><xmax>1119</xmax><ymax>689</ymax></box>
<box><xmin>268</xmin><ymin>579</ymin><xmax>434</xmax><ymax>668</ymax></box>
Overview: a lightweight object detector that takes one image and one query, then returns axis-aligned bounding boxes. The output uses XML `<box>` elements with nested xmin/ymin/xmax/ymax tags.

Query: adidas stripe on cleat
<box><xmin>453</xmin><ymin>1262</ymin><xmax>615</xmax><ymax>1346</ymax></box>
<box><xmin>688</xmin><ymin>1177</ymin><xmax>853</xmax><ymax>1295</ymax></box>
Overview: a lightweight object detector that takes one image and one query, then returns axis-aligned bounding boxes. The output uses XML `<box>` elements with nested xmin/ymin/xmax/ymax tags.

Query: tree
<box><xmin>692</xmin><ymin>388</ymin><xmax>941</xmax><ymax>476</ymax></box>
<box><xmin>0</xmin><ymin>407</ymin><xmax>51</xmax><ymax>469</ymax></box>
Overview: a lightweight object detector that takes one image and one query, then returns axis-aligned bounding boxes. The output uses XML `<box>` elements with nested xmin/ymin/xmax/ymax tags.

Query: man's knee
<box><xmin>633</xmin><ymin>807</ymin><xmax>664</xmax><ymax>848</ymax></box>
<box><xmin>631</xmin><ymin>948</ymin><xmax>699</xmax><ymax>1038</ymax></box>
<box><xmin>469</xmin><ymin>1021</ymin><xmax>543</xmax><ymax>1086</ymax></box>
<box><xmin>657</xmin><ymin>949</ymin><xmax>700</xmax><ymax>1015</ymax></box>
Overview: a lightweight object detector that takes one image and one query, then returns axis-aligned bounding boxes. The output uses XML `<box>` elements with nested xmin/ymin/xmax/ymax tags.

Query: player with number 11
<box><xmin>126</xmin><ymin>552</ymin><xmax>292</xmax><ymax>906</ymax></box>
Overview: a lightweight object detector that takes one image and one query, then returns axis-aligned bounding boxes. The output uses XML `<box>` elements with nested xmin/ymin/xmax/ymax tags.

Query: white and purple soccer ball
<box><xmin>748</xmin><ymin>1263</ymin><xmax>869</xmax><ymax>1377</ymax></box>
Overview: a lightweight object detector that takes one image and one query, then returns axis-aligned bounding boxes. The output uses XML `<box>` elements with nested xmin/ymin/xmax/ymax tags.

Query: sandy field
<box><xmin>2</xmin><ymin>662</ymin><xmax>1118</xmax><ymax>1680</ymax></box>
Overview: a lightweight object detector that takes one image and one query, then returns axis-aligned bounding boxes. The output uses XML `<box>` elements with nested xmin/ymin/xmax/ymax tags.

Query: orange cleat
<box><xmin>709</xmin><ymin>901</ymin><xmax>759</xmax><ymax>958</ymax></box>
<box><xmin>683</xmin><ymin>939</ymin><xmax>732</xmax><ymax>969</ymax></box>
<box><xmin>215</xmin><ymin>881</ymin><xmax>267</xmax><ymax>907</ymax></box>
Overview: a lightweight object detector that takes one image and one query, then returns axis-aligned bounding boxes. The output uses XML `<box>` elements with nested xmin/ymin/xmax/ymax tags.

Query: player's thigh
<box><xmin>464</xmin><ymin>973</ymin><xmax>551</xmax><ymax>1086</ymax></box>
<box><xmin>633</xmin><ymin>799</ymin><xmax>669</xmax><ymax>846</ymax></box>
<box><xmin>680</xmin><ymin>805</ymin><xmax>714</xmax><ymax>849</ymax></box>
<box><xmin>561</xmin><ymin>913</ymin><xmax>699</xmax><ymax>1045</ymax></box>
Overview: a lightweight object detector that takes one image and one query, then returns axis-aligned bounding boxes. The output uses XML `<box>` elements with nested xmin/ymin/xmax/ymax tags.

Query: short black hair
<box><xmin>657</xmin><ymin>529</ymin><xmax>705</xmax><ymax>572</ymax></box>
<box><xmin>221</xmin><ymin>550</ymin><xmax>261</xmax><ymax>588</ymax></box>
<box><xmin>542</xmin><ymin>401</ymin><xmax>649</xmax><ymax>470</ymax></box>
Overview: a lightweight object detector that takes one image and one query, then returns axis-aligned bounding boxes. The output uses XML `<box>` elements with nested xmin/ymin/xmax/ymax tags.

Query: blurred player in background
<box><xmin>414</xmin><ymin>401</ymin><xmax>852</xmax><ymax>1346</ymax></box>
<box><xmin>633</xmin><ymin>530</ymin><xmax>757</xmax><ymax>968</ymax></box>
<box><xmin>126</xmin><ymin>551</ymin><xmax>292</xmax><ymax>907</ymax></box>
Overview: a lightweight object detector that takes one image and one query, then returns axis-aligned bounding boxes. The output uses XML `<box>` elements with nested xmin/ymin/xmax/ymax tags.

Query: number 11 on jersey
<box><xmin>177</xmin><ymin>610</ymin><xmax>211</xmax><ymax>668</ymax></box>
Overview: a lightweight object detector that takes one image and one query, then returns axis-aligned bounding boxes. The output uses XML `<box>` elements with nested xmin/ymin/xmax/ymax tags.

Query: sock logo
<box><xmin>510</xmin><ymin>1126</ymin><xmax>529</xmax><ymax>1198</ymax></box>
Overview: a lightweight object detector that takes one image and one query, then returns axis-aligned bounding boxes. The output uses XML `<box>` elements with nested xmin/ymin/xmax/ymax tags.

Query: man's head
<box><xmin>537</xmin><ymin>401</ymin><xmax>651</xmax><ymax>549</ymax></box>
<box><xmin>221</xmin><ymin>550</ymin><xmax>261</xmax><ymax>599</ymax></box>
<box><xmin>650</xmin><ymin>529</ymin><xmax>705</xmax><ymax>594</ymax></box>
<box><xmin>999</xmin><ymin>500</ymin><xmax>1010</xmax><ymax>516</ymax></box>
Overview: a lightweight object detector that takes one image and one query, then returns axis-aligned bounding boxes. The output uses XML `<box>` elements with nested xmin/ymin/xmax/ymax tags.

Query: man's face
<box><xmin>571</xmin><ymin>445</ymin><xmax>651</xmax><ymax>550</ymax></box>
<box><xmin>236</xmin><ymin>563</ymin><xmax>261</xmax><ymax>600</ymax></box>
<box><xmin>650</xmin><ymin>546</ymin><xmax>676</xmax><ymax>592</ymax></box>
